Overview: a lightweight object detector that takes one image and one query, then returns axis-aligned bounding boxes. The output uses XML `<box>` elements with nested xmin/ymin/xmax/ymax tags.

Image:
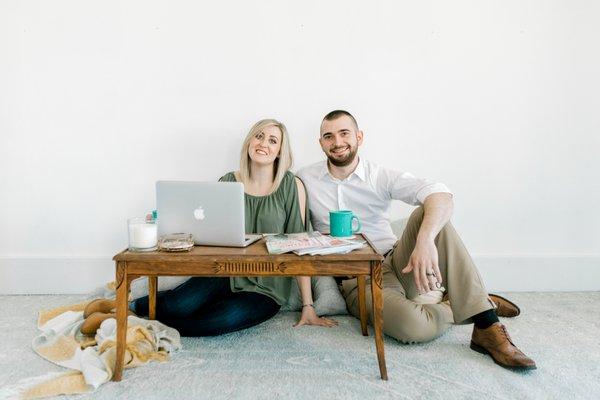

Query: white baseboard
<box><xmin>0</xmin><ymin>257</ymin><xmax>114</xmax><ymax>294</ymax></box>
<box><xmin>0</xmin><ymin>255</ymin><xmax>598</xmax><ymax>294</ymax></box>
<box><xmin>474</xmin><ymin>255</ymin><xmax>599</xmax><ymax>292</ymax></box>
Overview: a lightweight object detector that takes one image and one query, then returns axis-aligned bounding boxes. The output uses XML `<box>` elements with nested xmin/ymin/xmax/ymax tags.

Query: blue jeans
<box><xmin>131</xmin><ymin>277</ymin><xmax>280</xmax><ymax>336</ymax></box>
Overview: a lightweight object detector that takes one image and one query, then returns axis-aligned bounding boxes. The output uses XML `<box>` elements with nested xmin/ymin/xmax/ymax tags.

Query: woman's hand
<box><xmin>294</xmin><ymin>305</ymin><xmax>338</xmax><ymax>328</ymax></box>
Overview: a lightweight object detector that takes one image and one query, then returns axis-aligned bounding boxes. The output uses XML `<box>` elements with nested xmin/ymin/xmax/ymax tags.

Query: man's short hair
<box><xmin>322</xmin><ymin>110</ymin><xmax>358</xmax><ymax>130</ymax></box>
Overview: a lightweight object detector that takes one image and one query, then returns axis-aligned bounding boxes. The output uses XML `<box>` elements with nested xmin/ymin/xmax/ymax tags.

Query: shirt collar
<box><xmin>318</xmin><ymin>160</ymin><xmax>330</xmax><ymax>180</ymax></box>
<box><xmin>352</xmin><ymin>157</ymin><xmax>366</xmax><ymax>181</ymax></box>
<box><xmin>319</xmin><ymin>157</ymin><xmax>366</xmax><ymax>182</ymax></box>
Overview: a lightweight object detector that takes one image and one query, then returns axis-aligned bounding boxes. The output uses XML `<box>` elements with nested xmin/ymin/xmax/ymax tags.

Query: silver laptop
<box><xmin>156</xmin><ymin>181</ymin><xmax>261</xmax><ymax>247</ymax></box>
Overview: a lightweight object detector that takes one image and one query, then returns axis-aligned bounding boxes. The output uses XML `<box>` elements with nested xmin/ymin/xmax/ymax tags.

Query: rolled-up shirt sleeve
<box><xmin>415</xmin><ymin>182</ymin><xmax>452</xmax><ymax>204</ymax></box>
<box><xmin>379</xmin><ymin>167</ymin><xmax>452</xmax><ymax>205</ymax></box>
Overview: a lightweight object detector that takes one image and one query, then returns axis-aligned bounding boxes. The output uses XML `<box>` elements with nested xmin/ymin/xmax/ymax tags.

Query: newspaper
<box><xmin>265</xmin><ymin>231</ymin><xmax>365</xmax><ymax>255</ymax></box>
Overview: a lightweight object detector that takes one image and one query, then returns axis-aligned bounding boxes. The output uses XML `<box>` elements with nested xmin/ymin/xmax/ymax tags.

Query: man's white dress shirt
<box><xmin>297</xmin><ymin>159</ymin><xmax>452</xmax><ymax>254</ymax></box>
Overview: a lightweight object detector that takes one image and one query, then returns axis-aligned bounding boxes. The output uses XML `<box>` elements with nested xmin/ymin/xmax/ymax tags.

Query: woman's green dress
<box><xmin>219</xmin><ymin>171</ymin><xmax>308</xmax><ymax>305</ymax></box>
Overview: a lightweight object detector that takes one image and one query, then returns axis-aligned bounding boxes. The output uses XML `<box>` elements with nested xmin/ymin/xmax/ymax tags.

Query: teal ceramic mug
<box><xmin>329</xmin><ymin>210</ymin><xmax>361</xmax><ymax>237</ymax></box>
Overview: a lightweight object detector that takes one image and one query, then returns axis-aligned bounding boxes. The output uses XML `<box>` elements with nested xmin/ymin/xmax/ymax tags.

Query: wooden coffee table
<box><xmin>112</xmin><ymin>234</ymin><xmax>387</xmax><ymax>381</ymax></box>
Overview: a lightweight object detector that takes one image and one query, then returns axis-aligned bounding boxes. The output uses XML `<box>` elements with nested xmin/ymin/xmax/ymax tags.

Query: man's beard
<box><xmin>327</xmin><ymin>145</ymin><xmax>358</xmax><ymax>167</ymax></box>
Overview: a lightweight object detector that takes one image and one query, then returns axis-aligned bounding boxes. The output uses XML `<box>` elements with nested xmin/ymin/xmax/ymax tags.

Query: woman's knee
<box><xmin>215</xmin><ymin>294</ymin><xmax>280</xmax><ymax>333</ymax></box>
<box><xmin>157</xmin><ymin>277</ymin><xmax>230</xmax><ymax>318</ymax></box>
<box><xmin>228</xmin><ymin>292</ymin><xmax>280</xmax><ymax>321</ymax></box>
<box><xmin>249</xmin><ymin>293</ymin><xmax>281</xmax><ymax>319</ymax></box>
<box><xmin>249</xmin><ymin>291</ymin><xmax>279</xmax><ymax>309</ymax></box>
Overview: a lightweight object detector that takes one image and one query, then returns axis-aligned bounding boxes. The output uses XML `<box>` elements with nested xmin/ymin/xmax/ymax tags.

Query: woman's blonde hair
<box><xmin>239</xmin><ymin>119</ymin><xmax>293</xmax><ymax>195</ymax></box>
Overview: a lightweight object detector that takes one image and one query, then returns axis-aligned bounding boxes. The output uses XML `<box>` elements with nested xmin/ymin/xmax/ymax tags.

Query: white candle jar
<box><xmin>128</xmin><ymin>217</ymin><xmax>158</xmax><ymax>252</ymax></box>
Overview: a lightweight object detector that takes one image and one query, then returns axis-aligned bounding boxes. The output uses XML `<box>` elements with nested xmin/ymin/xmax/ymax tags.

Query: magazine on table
<box><xmin>264</xmin><ymin>231</ymin><xmax>365</xmax><ymax>255</ymax></box>
<box><xmin>293</xmin><ymin>238</ymin><xmax>365</xmax><ymax>256</ymax></box>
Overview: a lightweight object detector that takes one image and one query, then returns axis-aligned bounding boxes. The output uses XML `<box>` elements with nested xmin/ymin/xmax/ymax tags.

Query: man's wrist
<box><xmin>416</xmin><ymin>234</ymin><xmax>435</xmax><ymax>245</ymax></box>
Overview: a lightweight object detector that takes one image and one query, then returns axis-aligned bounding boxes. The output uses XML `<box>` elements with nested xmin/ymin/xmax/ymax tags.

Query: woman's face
<box><xmin>248</xmin><ymin>125</ymin><xmax>283</xmax><ymax>166</ymax></box>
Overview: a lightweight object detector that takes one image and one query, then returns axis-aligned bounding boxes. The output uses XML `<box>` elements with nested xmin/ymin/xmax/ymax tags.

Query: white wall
<box><xmin>1</xmin><ymin>0</ymin><xmax>599</xmax><ymax>293</ymax></box>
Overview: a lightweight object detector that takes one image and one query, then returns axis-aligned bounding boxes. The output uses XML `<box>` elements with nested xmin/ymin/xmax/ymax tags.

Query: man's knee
<box><xmin>407</xmin><ymin>206</ymin><xmax>425</xmax><ymax>226</ymax></box>
<box><xmin>394</xmin><ymin>206</ymin><xmax>426</xmax><ymax>247</ymax></box>
<box><xmin>407</xmin><ymin>206</ymin><xmax>456</xmax><ymax>236</ymax></box>
<box><xmin>405</xmin><ymin>207</ymin><xmax>457</xmax><ymax>248</ymax></box>
<box><xmin>437</xmin><ymin>219</ymin><xmax>459</xmax><ymax>241</ymax></box>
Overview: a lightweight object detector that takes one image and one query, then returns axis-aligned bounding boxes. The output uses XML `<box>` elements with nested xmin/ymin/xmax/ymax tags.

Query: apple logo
<box><xmin>193</xmin><ymin>205</ymin><xmax>205</xmax><ymax>220</ymax></box>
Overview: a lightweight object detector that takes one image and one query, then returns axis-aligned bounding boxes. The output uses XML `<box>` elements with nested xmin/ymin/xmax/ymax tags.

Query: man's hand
<box><xmin>294</xmin><ymin>305</ymin><xmax>338</xmax><ymax>328</ymax></box>
<box><xmin>401</xmin><ymin>193</ymin><xmax>453</xmax><ymax>293</ymax></box>
<box><xmin>401</xmin><ymin>239</ymin><xmax>442</xmax><ymax>294</ymax></box>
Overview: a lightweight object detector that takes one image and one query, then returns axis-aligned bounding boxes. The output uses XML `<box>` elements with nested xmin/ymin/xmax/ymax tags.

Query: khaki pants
<box><xmin>341</xmin><ymin>207</ymin><xmax>495</xmax><ymax>343</ymax></box>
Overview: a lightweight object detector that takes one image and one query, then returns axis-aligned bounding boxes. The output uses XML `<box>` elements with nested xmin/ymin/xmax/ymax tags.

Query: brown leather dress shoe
<box><xmin>471</xmin><ymin>322</ymin><xmax>536</xmax><ymax>370</ymax></box>
<box><xmin>83</xmin><ymin>298</ymin><xmax>116</xmax><ymax>318</ymax></box>
<box><xmin>489</xmin><ymin>294</ymin><xmax>520</xmax><ymax>318</ymax></box>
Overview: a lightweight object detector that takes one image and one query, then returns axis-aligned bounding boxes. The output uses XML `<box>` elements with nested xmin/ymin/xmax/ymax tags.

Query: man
<box><xmin>297</xmin><ymin>110</ymin><xmax>536</xmax><ymax>370</ymax></box>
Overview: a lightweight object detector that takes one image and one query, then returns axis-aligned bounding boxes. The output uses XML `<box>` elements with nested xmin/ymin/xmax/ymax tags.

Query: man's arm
<box><xmin>401</xmin><ymin>193</ymin><xmax>454</xmax><ymax>293</ymax></box>
<box><xmin>417</xmin><ymin>193</ymin><xmax>454</xmax><ymax>243</ymax></box>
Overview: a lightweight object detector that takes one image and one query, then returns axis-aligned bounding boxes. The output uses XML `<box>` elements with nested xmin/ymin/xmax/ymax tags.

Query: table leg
<box><xmin>370</xmin><ymin>261</ymin><xmax>388</xmax><ymax>380</ymax></box>
<box><xmin>357</xmin><ymin>275</ymin><xmax>368</xmax><ymax>336</ymax></box>
<box><xmin>113</xmin><ymin>262</ymin><xmax>130</xmax><ymax>381</ymax></box>
<box><xmin>148</xmin><ymin>276</ymin><xmax>157</xmax><ymax>320</ymax></box>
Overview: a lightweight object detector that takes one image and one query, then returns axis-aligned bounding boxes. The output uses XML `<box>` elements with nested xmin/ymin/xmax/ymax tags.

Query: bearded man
<box><xmin>297</xmin><ymin>110</ymin><xmax>536</xmax><ymax>370</ymax></box>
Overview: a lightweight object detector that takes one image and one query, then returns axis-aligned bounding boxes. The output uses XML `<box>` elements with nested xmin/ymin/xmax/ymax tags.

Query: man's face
<box><xmin>319</xmin><ymin>115</ymin><xmax>363</xmax><ymax>167</ymax></box>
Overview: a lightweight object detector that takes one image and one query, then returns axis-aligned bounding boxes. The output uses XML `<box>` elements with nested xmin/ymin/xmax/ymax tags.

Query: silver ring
<box><xmin>426</xmin><ymin>272</ymin><xmax>435</xmax><ymax>276</ymax></box>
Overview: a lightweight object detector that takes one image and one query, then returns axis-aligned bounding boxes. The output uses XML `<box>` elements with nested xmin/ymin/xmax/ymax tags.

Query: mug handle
<box><xmin>351</xmin><ymin>216</ymin><xmax>361</xmax><ymax>233</ymax></box>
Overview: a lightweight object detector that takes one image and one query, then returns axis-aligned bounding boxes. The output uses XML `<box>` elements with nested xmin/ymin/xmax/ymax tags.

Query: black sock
<box><xmin>472</xmin><ymin>309</ymin><xmax>499</xmax><ymax>329</ymax></box>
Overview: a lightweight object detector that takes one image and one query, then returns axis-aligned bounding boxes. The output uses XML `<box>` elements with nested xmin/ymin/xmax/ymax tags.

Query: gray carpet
<box><xmin>1</xmin><ymin>292</ymin><xmax>598</xmax><ymax>400</ymax></box>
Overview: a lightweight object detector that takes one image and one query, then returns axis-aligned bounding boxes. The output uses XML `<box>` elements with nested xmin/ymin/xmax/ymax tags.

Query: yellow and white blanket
<box><xmin>4</xmin><ymin>301</ymin><xmax>181</xmax><ymax>399</ymax></box>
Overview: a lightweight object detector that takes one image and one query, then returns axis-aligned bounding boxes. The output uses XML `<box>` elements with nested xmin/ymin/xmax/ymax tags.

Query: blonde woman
<box><xmin>125</xmin><ymin>119</ymin><xmax>337</xmax><ymax>336</ymax></box>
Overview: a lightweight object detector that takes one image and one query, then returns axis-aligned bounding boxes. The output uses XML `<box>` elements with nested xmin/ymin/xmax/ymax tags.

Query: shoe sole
<box><xmin>470</xmin><ymin>341</ymin><xmax>537</xmax><ymax>370</ymax></box>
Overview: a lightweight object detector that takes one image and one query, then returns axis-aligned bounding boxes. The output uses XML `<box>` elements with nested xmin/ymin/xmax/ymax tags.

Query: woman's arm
<box><xmin>293</xmin><ymin>177</ymin><xmax>337</xmax><ymax>328</ymax></box>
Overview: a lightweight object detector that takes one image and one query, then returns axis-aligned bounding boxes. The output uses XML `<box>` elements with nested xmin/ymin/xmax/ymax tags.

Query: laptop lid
<box><xmin>156</xmin><ymin>181</ymin><xmax>248</xmax><ymax>246</ymax></box>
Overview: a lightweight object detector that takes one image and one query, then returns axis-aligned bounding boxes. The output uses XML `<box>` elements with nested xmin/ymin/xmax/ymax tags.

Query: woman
<box><xmin>82</xmin><ymin>119</ymin><xmax>336</xmax><ymax>335</ymax></box>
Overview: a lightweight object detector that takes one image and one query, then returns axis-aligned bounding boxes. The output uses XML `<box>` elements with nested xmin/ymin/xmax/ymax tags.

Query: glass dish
<box><xmin>158</xmin><ymin>233</ymin><xmax>194</xmax><ymax>252</ymax></box>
